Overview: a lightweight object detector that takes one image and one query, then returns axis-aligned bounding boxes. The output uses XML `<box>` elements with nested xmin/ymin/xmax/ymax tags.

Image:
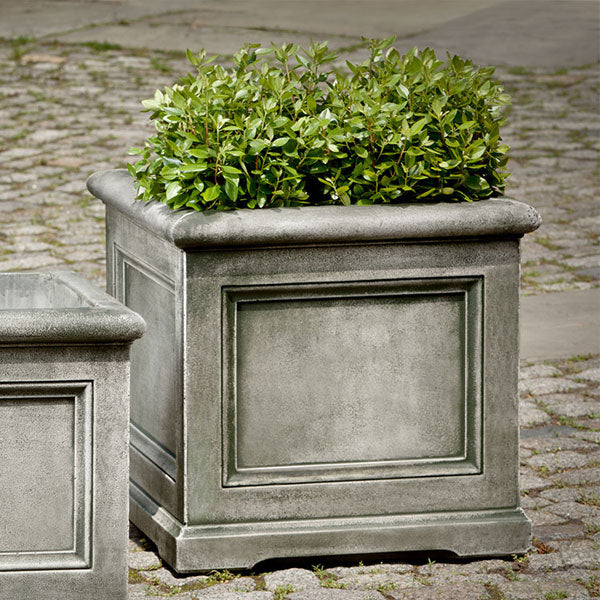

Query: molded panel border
<box><xmin>222</xmin><ymin>277</ymin><xmax>483</xmax><ymax>487</ymax></box>
<box><xmin>0</xmin><ymin>381</ymin><xmax>92</xmax><ymax>571</ymax></box>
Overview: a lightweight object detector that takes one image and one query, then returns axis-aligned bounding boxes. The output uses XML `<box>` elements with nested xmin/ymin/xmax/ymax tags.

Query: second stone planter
<box><xmin>88</xmin><ymin>168</ymin><xmax>541</xmax><ymax>572</ymax></box>
<box><xmin>0</xmin><ymin>271</ymin><xmax>144</xmax><ymax>600</ymax></box>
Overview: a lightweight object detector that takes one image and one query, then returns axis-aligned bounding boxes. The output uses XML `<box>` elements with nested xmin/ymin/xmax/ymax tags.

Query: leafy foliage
<box><xmin>129</xmin><ymin>38</ymin><xmax>511</xmax><ymax>211</ymax></box>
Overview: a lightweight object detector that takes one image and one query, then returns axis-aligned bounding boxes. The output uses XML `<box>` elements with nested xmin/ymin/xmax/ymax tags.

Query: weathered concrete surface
<box><xmin>0</xmin><ymin>271</ymin><xmax>145</xmax><ymax>342</ymax></box>
<box><xmin>95</xmin><ymin>167</ymin><xmax>533</xmax><ymax>569</ymax></box>
<box><xmin>88</xmin><ymin>169</ymin><xmax>541</xmax><ymax>246</ymax></box>
<box><xmin>0</xmin><ymin>0</ymin><xmax>503</xmax><ymax>41</ymax></box>
<box><xmin>384</xmin><ymin>0</ymin><xmax>600</xmax><ymax>69</ymax></box>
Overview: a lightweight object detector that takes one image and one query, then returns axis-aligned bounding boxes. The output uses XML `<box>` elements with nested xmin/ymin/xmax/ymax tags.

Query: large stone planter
<box><xmin>0</xmin><ymin>272</ymin><xmax>144</xmax><ymax>600</ymax></box>
<box><xmin>88</xmin><ymin>169</ymin><xmax>541</xmax><ymax>572</ymax></box>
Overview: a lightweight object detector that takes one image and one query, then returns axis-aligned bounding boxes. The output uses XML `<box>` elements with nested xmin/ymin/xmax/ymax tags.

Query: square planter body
<box><xmin>88</xmin><ymin>169</ymin><xmax>541</xmax><ymax>572</ymax></box>
<box><xmin>0</xmin><ymin>272</ymin><xmax>144</xmax><ymax>600</ymax></box>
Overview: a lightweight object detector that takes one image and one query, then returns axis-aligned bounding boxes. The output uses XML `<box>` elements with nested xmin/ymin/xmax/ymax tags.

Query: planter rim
<box><xmin>0</xmin><ymin>271</ymin><xmax>145</xmax><ymax>344</ymax></box>
<box><xmin>88</xmin><ymin>169</ymin><xmax>541</xmax><ymax>249</ymax></box>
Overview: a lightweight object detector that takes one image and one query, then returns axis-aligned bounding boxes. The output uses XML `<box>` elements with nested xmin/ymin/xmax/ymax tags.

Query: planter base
<box><xmin>131</xmin><ymin>482</ymin><xmax>531</xmax><ymax>572</ymax></box>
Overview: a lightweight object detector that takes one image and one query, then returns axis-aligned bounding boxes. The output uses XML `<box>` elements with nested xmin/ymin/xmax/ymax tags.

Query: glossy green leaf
<box><xmin>165</xmin><ymin>181</ymin><xmax>181</xmax><ymax>201</ymax></box>
<box><xmin>224</xmin><ymin>178</ymin><xmax>239</xmax><ymax>202</ymax></box>
<box><xmin>202</xmin><ymin>185</ymin><xmax>220</xmax><ymax>202</ymax></box>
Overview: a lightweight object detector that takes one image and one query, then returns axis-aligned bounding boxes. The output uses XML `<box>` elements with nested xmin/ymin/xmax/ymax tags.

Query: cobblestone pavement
<box><xmin>501</xmin><ymin>68</ymin><xmax>600</xmax><ymax>295</ymax></box>
<box><xmin>0</xmin><ymin>39</ymin><xmax>598</xmax><ymax>599</ymax></box>
<box><xmin>124</xmin><ymin>355</ymin><xmax>600</xmax><ymax>600</ymax></box>
<box><xmin>0</xmin><ymin>39</ymin><xmax>598</xmax><ymax>292</ymax></box>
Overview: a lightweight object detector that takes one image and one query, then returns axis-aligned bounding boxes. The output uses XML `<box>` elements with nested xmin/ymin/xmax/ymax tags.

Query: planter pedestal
<box><xmin>89</xmin><ymin>169</ymin><xmax>541</xmax><ymax>572</ymax></box>
<box><xmin>0</xmin><ymin>272</ymin><xmax>144</xmax><ymax>600</ymax></box>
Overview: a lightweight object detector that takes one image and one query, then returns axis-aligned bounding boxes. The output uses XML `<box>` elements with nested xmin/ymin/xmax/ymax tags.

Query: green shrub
<box><xmin>129</xmin><ymin>37</ymin><xmax>510</xmax><ymax>211</ymax></box>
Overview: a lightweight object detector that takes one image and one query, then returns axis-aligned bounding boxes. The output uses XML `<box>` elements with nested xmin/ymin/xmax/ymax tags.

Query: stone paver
<box><xmin>289</xmin><ymin>591</ymin><xmax>385</xmax><ymax>600</ymax></box>
<box><xmin>264</xmin><ymin>569</ymin><xmax>321</xmax><ymax>591</ymax></box>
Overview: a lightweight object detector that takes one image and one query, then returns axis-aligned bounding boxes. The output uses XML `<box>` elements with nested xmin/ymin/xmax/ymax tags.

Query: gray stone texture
<box><xmin>288</xmin><ymin>591</ymin><xmax>385</xmax><ymax>600</ymax></box>
<box><xmin>334</xmin><ymin>572</ymin><xmax>422</xmax><ymax>591</ymax></box>
<box><xmin>541</xmin><ymin>396</ymin><xmax>600</xmax><ymax>419</ymax></box>
<box><xmin>127</xmin><ymin>551</ymin><xmax>162</xmax><ymax>571</ymax></box>
<box><xmin>526</xmin><ymin>451</ymin><xmax>596</xmax><ymax>472</ymax></box>
<box><xmin>554</xmin><ymin>467</ymin><xmax>600</xmax><ymax>486</ymax></box>
<box><xmin>87</xmin><ymin>170</ymin><xmax>542</xmax><ymax>245</ymax></box>
<box><xmin>214</xmin><ymin>593</ymin><xmax>273</xmax><ymax>600</ymax></box>
<box><xmin>387</xmin><ymin>583</ymin><xmax>489</xmax><ymax>599</ymax></box>
<box><xmin>264</xmin><ymin>569</ymin><xmax>321</xmax><ymax>591</ymax></box>
<box><xmin>519</xmin><ymin>377</ymin><xmax>587</xmax><ymax>396</ymax></box>
<box><xmin>495</xmin><ymin>578</ymin><xmax>590</xmax><ymax>599</ymax></box>
<box><xmin>573</xmin><ymin>368</ymin><xmax>600</xmax><ymax>383</ymax></box>
<box><xmin>525</xmin><ymin>510</ymin><xmax>568</xmax><ymax>527</ymax></box>
<box><xmin>545</xmin><ymin>501</ymin><xmax>600</xmax><ymax>523</ymax></box>
<box><xmin>520</xmin><ymin>364</ymin><xmax>562</xmax><ymax>379</ymax></box>
<box><xmin>328</xmin><ymin>564</ymin><xmax>414</xmax><ymax>578</ymax></box>
<box><xmin>539</xmin><ymin>485</ymin><xmax>600</xmax><ymax>504</ymax></box>
<box><xmin>191</xmin><ymin>582</ymin><xmax>262</xmax><ymax>598</ymax></box>
<box><xmin>521</xmin><ymin>435</ymin><xmax>597</xmax><ymax>453</ymax></box>
<box><xmin>519</xmin><ymin>400</ymin><xmax>552</xmax><ymax>427</ymax></box>
<box><xmin>147</xmin><ymin>568</ymin><xmax>209</xmax><ymax>588</ymax></box>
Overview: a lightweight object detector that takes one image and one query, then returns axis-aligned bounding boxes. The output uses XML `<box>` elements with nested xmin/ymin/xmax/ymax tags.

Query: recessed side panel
<box><xmin>223</xmin><ymin>278</ymin><xmax>482</xmax><ymax>486</ymax></box>
<box><xmin>115</xmin><ymin>250</ymin><xmax>179</xmax><ymax>463</ymax></box>
<box><xmin>114</xmin><ymin>248</ymin><xmax>179</xmax><ymax>515</ymax></box>
<box><xmin>0</xmin><ymin>382</ymin><xmax>92</xmax><ymax>571</ymax></box>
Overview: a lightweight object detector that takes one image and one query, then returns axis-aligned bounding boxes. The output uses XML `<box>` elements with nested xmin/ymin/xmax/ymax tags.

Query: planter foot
<box><xmin>130</xmin><ymin>482</ymin><xmax>531</xmax><ymax>573</ymax></box>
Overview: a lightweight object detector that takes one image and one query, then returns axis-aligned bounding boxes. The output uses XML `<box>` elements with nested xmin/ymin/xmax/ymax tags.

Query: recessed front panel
<box><xmin>0</xmin><ymin>398</ymin><xmax>74</xmax><ymax>552</ymax></box>
<box><xmin>223</xmin><ymin>278</ymin><xmax>482</xmax><ymax>486</ymax></box>
<box><xmin>0</xmin><ymin>382</ymin><xmax>92</xmax><ymax>571</ymax></box>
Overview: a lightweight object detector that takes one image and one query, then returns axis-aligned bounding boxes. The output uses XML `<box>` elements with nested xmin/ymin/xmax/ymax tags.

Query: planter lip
<box><xmin>88</xmin><ymin>168</ymin><xmax>541</xmax><ymax>249</ymax></box>
<box><xmin>0</xmin><ymin>271</ymin><xmax>145</xmax><ymax>345</ymax></box>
